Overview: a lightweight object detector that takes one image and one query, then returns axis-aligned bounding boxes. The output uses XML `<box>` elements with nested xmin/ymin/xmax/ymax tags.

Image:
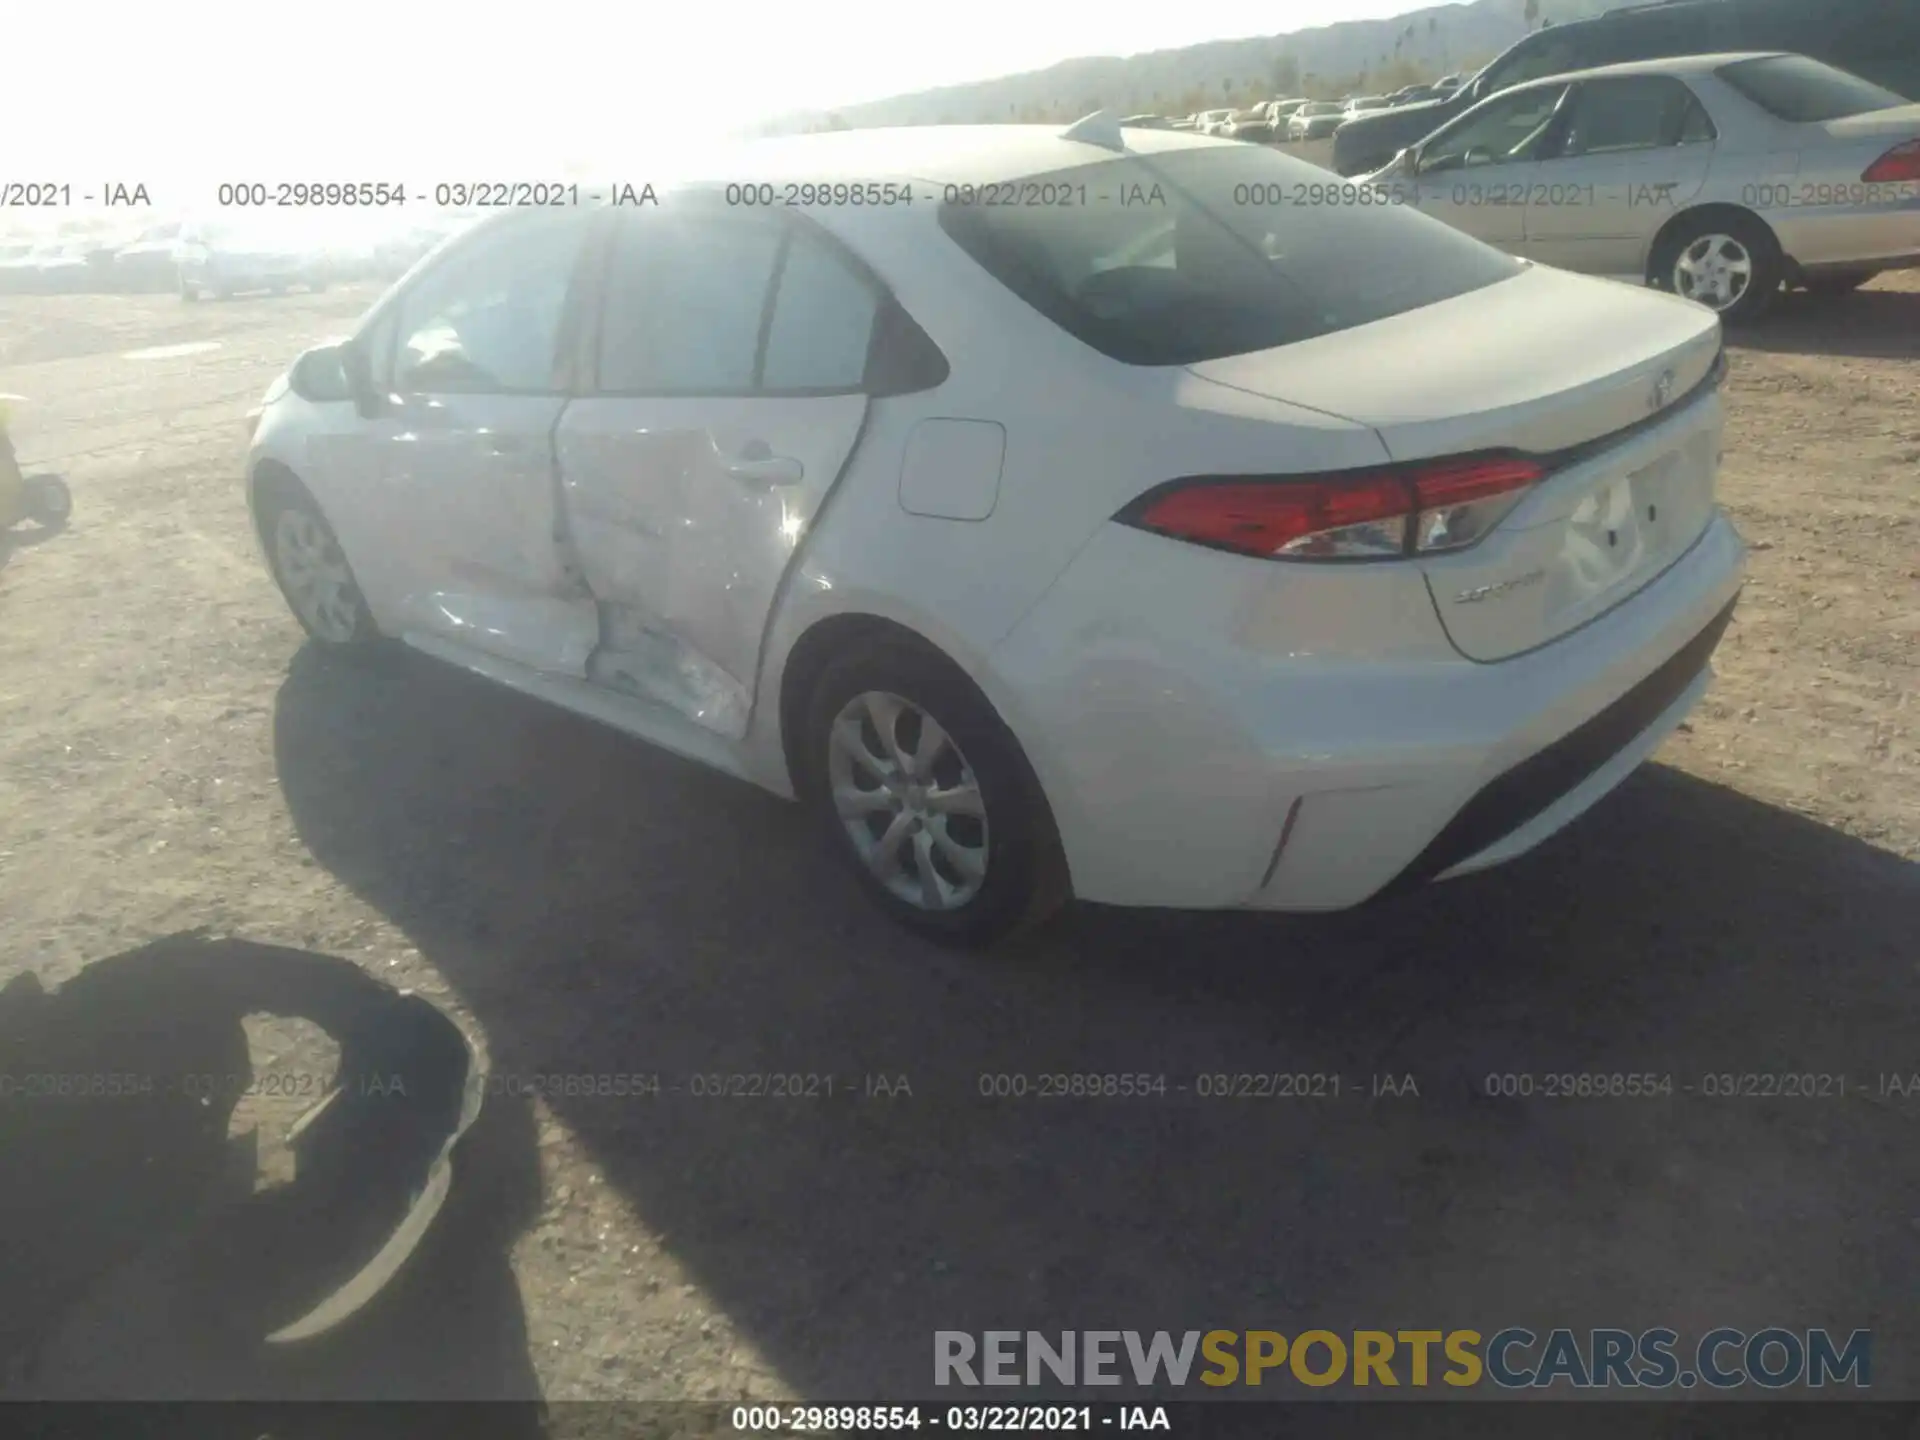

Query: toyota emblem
<box><xmin>1650</xmin><ymin>369</ymin><xmax>1675</xmax><ymax>411</ymax></box>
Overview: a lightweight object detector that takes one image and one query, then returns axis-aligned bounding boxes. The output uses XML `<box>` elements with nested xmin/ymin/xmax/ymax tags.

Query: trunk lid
<box><xmin>1185</xmin><ymin>266</ymin><xmax>1726</xmax><ymax>661</ymax></box>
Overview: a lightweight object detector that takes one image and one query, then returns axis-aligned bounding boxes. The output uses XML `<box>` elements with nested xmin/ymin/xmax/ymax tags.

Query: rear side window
<box><xmin>1677</xmin><ymin>94</ymin><xmax>1717</xmax><ymax>143</ymax></box>
<box><xmin>596</xmin><ymin>211</ymin><xmax>784</xmax><ymax>393</ymax></box>
<box><xmin>1716</xmin><ymin>54</ymin><xmax>1906</xmax><ymax>121</ymax></box>
<box><xmin>1561</xmin><ymin>76</ymin><xmax>1715</xmax><ymax>155</ymax></box>
<box><xmin>937</xmin><ymin>149</ymin><xmax>1522</xmax><ymax>367</ymax></box>
<box><xmin>761</xmin><ymin>228</ymin><xmax>881</xmax><ymax>392</ymax></box>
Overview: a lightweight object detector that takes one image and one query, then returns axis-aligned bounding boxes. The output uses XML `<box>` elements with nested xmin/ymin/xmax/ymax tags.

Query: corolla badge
<box><xmin>1453</xmin><ymin>568</ymin><xmax>1546</xmax><ymax>605</ymax></box>
<box><xmin>1649</xmin><ymin>368</ymin><xmax>1676</xmax><ymax>412</ymax></box>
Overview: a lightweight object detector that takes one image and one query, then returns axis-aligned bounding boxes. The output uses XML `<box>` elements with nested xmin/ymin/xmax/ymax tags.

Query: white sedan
<box><xmin>1362</xmin><ymin>52</ymin><xmax>1920</xmax><ymax>323</ymax></box>
<box><xmin>246</xmin><ymin>116</ymin><xmax>1746</xmax><ymax>946</ymax></box>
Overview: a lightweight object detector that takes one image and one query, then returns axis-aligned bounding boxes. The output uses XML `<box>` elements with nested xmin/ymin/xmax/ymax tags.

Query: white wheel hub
<box><xmin>273</xmin><ymin>507</ymin><xmax>360</xmax><ymax>643</ymax></box>
<box><xmin>826</xmin><ymin>690</ymin><xmax>989</xmax><ymax>911</ymax></box>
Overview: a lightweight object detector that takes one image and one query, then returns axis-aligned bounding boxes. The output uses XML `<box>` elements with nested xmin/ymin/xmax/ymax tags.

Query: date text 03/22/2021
<box><xmin>731</xmin><ymin>1405</ymin><xmax>1172</xmax><ymax>1432</ymax></box>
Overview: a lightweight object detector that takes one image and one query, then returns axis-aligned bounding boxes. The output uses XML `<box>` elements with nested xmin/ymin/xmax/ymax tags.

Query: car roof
<box><xmin>1510</xmin><ymin>49</ymin><xmax>1789</xmax><ymax>87</ymax></box>
<box><xmin>650</xmin><ymin>124</ymin><xmax>1233</xmax><ymax>189</ymax></box>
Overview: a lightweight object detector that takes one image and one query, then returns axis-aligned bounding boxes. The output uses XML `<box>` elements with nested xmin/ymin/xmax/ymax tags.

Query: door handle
<box><xmin>725</xmin><ymin>445</ymin><xmax>804</xmax><ymax>487</ymax></box>
<box><xmin>483</xmin><ymin>435</ymin><xmax>527</xmax><ymax>456</ymax></box>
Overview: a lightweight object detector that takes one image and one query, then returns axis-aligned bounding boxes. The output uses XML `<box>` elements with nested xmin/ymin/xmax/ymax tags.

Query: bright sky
<box><xmin>5</xmin><ymin>0</ymin><xmax>1428</xmax><ymax>204</ymax></box>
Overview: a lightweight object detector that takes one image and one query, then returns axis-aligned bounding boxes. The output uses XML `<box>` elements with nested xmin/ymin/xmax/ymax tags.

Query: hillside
<box><xmin>761</xmin><ymin>0</ymin><xmax>1618</xmax><ymax>132</ymax></box>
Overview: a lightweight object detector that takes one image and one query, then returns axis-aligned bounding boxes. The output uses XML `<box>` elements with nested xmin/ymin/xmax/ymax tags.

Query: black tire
<box><xmin>255</xmin><ymin>475</ymin><xmax>380</xmax><ymax>651</ymax></box>
<box><xmin>1648</xmin><ymin>211</ymin><xmax>1782</xmax><ymax>325</ymax></box>
<box><xmin>800</xmin><ymin>637</ymin><xmax>1069</xmax><ymax>948</ymax></box>
<box><xmin>1803</xmin><ymin>269</ymin><xmax>1878</xmax><ymax>296</ymax></box>
<box><xmin>180</xmin><ymin>279</ymin><xmax>199</xmax><ymax>302</ymax></box>
<box><xmin>23</xmin><ymin>475</ymin><xmax>71</xmax><ymax>527</ymax></box>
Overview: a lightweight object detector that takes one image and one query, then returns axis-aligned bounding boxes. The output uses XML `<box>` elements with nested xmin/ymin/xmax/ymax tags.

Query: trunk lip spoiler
<box><xmin>1534</xmin><ymin>342</ymin><xmax>1726</xmax><ymax>476</ymax></box>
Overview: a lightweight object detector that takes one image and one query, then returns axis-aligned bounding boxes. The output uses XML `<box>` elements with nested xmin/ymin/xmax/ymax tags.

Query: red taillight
<box><xmin>1132</xmin><ymin>475</ymin><xmax>1411</xmax><ymax>556</ymax></box>
<box><xmin>1862</xmin><ymin>140</ymin><xmax>1920</xmax><ymax>183</ymax></box>
<box><xmin>1405</xmin><ymin>455</ymin><xmax>1541</xmax><ymax>508</ymax></box>
<box><xmin>1123</xmin><ymin>455</ymin><xmax>1544</xmax><ymax>561</ymax></box>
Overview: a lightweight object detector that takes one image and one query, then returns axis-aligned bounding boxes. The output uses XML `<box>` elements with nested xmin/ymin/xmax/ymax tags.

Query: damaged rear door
<box><xmin>554</xmin><ymin>202</ymin><xmax>874</xmax><ymax>738</ymax></box>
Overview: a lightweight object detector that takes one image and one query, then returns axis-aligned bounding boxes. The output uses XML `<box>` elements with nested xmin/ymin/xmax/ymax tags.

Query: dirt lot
<box><xmin>1</xmin><ymin>274</ymin><xmax>1916</xmax><ymax>1405</ymax></box>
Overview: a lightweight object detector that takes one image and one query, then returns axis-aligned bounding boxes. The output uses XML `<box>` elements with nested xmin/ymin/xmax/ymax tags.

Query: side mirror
<box><xmin>289</xmin><ymin>343</ymin><xmax>354</xmax><ymax>405</ymax></box>
<box><xmin>1394</xmin><ymin>146</ymin><xmax>1419</xmax><ymax>177</ymax></box>
<box><xmin>337</xmin><ymin>342</ymin><xmax>385</xmax><ymax>418</ymax></box>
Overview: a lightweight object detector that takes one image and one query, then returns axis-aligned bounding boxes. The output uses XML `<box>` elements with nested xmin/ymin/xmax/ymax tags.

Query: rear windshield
<box><xmin>1716</xmin><ymin>54</ymin><xmax>1905</xmax><ymax>122</ymax></box>
<box><xmin>936</xmin><ymin>148</ymin><xmax>1522</xmax><ymax>366</ymax></box>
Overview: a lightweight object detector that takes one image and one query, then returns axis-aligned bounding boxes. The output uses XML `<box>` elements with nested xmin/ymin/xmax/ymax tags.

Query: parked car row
<box><xmin>1358</xmin><ymin>50</ymin><xmax>1920</xmax><ymax>323</ymax></box>
<box><xmin>1288</xmin><ymin>100</ymin><xmax>1350</xmax><ymax>141</ymax></box>
<box><xmin>1127</xmin><ymin>0</ymin><xmax>1914</xmax><ymax>172</ymax></box>
<box><xmin>0</xmin><ymin>226</ymin><xmax>194</xmax><ymax>293</ymax></box>
<box><xmin>1131</xmin><ymin>81</ymin><xmax>1473</xmax><ymax>146</ymax></box>
<box><xmin>1333</xmin><ymin>0</ymin><xmax>1919</xmax><ymax>174</ymax></box>
<box><xmin>0</xmin><ymin>240</ymin><xmax>96</xmax><ymax>293</ymax></box>
<box><xmin>1101</xmin><ymin>39</ymin><xmax>1916</xmax><ymax>326</ymax></box>
<box><xmin>0</xmin><ymin>213</ymin><xmax>476</xmax><ymax>298</ymax></box>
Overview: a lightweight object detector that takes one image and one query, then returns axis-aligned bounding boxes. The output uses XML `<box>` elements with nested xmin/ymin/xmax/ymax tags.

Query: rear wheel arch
<box><xmin>778</xmin><ymin>614</ymin><xmax>965</xmax><ymax>795</ymax></box>
<box><xmin>1645</xmin><ymin>203</ymin><xmax>1779</xmax><ymax>273</ymax></box>
<box><xmin>774</xmin><ymin>610</ymin><xmax>1066</xmax><ymax>852</ymax></box>
<box><xmin>1644</xmin><ymin>203</ymin><xmax>1784</xmax><ymax>321</ymax></box>
<box><xmin>779</xmin><ymin>612</ymin><xmax>1071</xmax><ymax>944</ymax></box>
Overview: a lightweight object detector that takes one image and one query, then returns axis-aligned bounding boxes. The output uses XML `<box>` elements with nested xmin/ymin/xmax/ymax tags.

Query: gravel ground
<box><xmin>0</xmin><ymin>275</ymin><xmax>1915</xmax><ymax>1404</ymax></box>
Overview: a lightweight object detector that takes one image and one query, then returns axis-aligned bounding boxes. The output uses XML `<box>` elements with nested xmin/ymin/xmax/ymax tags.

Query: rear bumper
<box><xmin>995</xmin><ymin>512</ymin><xmax>1746</xmax><ymax>911</ymax></box>
<box><xmin>1374</xmin><ymin>590</ymin><xmax>1736</xmax><ymax>897</ymax></box>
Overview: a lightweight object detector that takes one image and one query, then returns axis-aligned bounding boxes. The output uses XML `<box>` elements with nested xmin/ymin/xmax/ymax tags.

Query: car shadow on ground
<box><xmin>0</xmin><ymin>932</ymin><xmax>544</xmax><ymax>1427</ymax></box>
<box><xmin>272</xmin><ymin>644</ymin><xmax>1920</xmax><ymax>1400</ymax></box>
<box><xmin>1737</xmin><ymin>286</ymin><xmax>1920</xmax><ymax>360</ymax></box>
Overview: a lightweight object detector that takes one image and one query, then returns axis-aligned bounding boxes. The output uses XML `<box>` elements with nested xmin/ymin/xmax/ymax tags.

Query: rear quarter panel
<box><xmin>740</xmin><ymin>206</ymin><xmax>1394</xmax><ymax>797</ymax></box>
<box><xmin>1695</xmin><ymin>84</ymin><xmax>1920</xmax><ymax>268</ymax></box>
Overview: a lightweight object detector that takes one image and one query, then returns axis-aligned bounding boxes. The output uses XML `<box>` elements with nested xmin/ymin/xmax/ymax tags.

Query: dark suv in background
<box><xmin>1332</xmin><ymin>0</ymin><xmax>1920</xmax><ymax>174</ymax></box>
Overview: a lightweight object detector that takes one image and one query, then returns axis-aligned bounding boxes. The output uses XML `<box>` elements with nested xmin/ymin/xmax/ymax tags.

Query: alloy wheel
<box><xmin>825</xmin><ymin>690</ymin><xmax>989</xmax><ymax>911</ymax></box>
<box><xmin>1672</xmin><ymin>233</ymin><xmax>1753</xmax><ymax>313</ymax></box>
<box><xmin>273</xmin><ymin>507</ymin><xmax>361</xmax><ymax>643</ymax></box>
